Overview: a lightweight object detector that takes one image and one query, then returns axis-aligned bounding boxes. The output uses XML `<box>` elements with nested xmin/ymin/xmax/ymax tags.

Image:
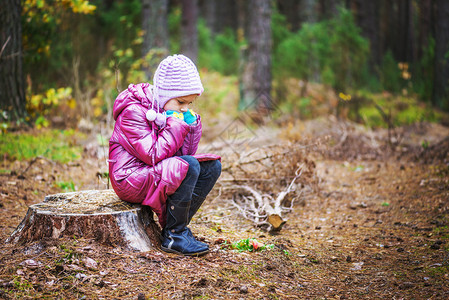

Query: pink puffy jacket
<box><xmin>109</xmin><ymin>83</ymin><xmax>220</xmax><ymax>227</ymax></box>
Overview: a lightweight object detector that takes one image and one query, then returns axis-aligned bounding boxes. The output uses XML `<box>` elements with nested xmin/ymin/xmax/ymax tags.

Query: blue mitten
<box><xmin>183</xmin><ymin>109</ymin><xmax>197</xmax><ymax>125</ymax></box>
<box><xmin>166</xmin><ymin>110</ymin><xmax>184</xmax><ymax>121</ymax></box>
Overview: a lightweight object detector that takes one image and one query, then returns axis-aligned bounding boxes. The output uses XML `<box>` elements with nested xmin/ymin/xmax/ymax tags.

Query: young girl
<box><xmin>109</xmin><ymin>54</ymin><xmax>221</xmax><ymax>256</ymax></box>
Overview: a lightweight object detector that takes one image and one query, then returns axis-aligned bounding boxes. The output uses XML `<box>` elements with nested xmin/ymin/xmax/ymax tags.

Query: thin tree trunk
<box><xmin>200</xmin><ymin>0</ymin><xmax>217</xmax><ymax>36</ymax></box>
<box><xmin>214</xmin><ymin>0</ymin><xmax>239</xmax><ymax>34</ymax></box>
<box><xmin>299</xmin><ymin>0</ymin><xmax>318</xmax><ymax>24</ymax></box>
<box><xmin>277</xmin><ymin>0</ymin><xmax>301</xmax><ymax>31</ymax></box>
<box><xmin>0</xmin><ymin>0</ymin><xmax>26</xmax><ymax>121</ymax></box>
<box><xmin>355</xmin><ymin>0</ymin><xmax>381</xmax><ymax>70</ymax></box>
<box><xmin>181</xmin><ymin>0</ymin><xmax>199</xmax><ymax>63</ymax></box>
<box><xmin>241</xmin><ymin>0</ymin><xmax>272</xmax><ymax>113</ymax></box>
<box><xmin>318</xmin><ymin>0</ymin><xmax>341</xmax><ymax>20</ymax></box>
<box><xmin>142</xmin><ymin>0</ymin><xmax>169</xmax><ymax>78</ymax></box>
<box><xmin>418</xmin><ymin>0</ymin><xmax>432</xmax><ymax>60</ymax></box>
<box><xmin>394</xmin><ymin>0</ymin><xmax>413</xmax><ymax>63</ymax></box>
<box><xmin>433</xmin><ymin>0</ymin><xmax>449</xmax><ymax>109</ymax></box>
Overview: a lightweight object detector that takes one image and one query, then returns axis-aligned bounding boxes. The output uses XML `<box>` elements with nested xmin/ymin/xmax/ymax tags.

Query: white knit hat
<box><xmin>152</xmin><ymin>54</ymin><xmax>204</xmax><ymax>110</ymax></box>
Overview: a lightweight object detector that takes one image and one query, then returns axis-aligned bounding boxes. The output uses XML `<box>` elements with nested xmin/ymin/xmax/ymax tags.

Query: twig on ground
<box><xmin>226</xmin><ymin>165</ymin><xmax>304</xmax><ymax>231</ymax></box>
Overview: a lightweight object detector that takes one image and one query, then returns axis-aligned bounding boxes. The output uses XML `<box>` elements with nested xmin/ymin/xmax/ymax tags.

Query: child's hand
<box><xmin>166</xmin><ymin>110</ymin><xmax>184</xmax><ymax>121</ymax></box>
<box><xmin>183</xmin><ymin>109</ymin><xmax>197</xmax><ymax>125</ymax></box>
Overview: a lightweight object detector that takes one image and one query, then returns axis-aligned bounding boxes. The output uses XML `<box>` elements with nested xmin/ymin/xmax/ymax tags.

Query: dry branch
<box><xmin>227</xmin><ymin>165</ymin><xmax>304</xmax><ymax>231</ymax></box>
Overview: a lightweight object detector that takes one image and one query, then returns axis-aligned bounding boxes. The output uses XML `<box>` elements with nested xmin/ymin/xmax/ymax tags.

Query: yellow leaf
<box><xmin>94</xmin><ymin>107</ymin><xmax>103</xmax><ymax>117</ymax></box>
<box><xmin>68</xmin><ymin>98</ymin><xmax>76</xmax><ymax>109</ymax></box>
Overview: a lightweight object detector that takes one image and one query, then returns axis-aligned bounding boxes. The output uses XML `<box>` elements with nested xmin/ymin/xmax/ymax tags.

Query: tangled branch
<box><xmin>228</xmin><ymin>165</ymin><xmax>304</xmax><ymax>232</ymax></box>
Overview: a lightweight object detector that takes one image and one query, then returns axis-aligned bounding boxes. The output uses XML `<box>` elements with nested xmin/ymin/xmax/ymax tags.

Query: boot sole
<box><xmin>161</xmin><ymin>246</ymin><xmax>209</xmax><ymax>256</ymax></box>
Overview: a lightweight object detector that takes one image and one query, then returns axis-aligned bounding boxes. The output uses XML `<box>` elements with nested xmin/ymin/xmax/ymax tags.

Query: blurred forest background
<box><xmin>1</xmin><ymin>0</ymin><xmax>448</xmax><ymax>142</ymax></box>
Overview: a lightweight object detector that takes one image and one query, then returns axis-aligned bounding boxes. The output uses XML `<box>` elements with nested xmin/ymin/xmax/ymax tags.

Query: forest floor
<box><xmin>0</xmin><ymin>116</ymin><xmax>449</xmax><ymax>299</ymax></box>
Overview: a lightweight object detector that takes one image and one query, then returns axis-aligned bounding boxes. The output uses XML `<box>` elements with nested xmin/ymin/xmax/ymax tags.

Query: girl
<box><xmin>109</xmin><ymin>55</ymin><xmax>221</xmax><ymax>256</ymax></box>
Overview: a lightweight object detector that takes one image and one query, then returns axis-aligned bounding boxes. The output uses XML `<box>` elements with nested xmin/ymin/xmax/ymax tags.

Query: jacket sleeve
<box><xmin>175</xmin><ymin>115</ymin><xmax>203</xmax><ymax>156</ymax></box>
<box><xmin>119</xmin><ymin>104</ymin><xmax>190</xmax><ymax>166</ymax></box>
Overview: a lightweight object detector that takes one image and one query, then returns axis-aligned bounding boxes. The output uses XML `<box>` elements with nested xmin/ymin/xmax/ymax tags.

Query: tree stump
<box><xmin>6</xmin><ymin>190</ymin><xmax>161</xmax><ymax>252</ymax></box>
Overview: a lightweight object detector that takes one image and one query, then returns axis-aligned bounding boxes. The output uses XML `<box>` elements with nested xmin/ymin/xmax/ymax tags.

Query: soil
<box><xmin>1</xmin><ymin>118</ymin><xmax>448</xmax><ymax>299</ymax></box>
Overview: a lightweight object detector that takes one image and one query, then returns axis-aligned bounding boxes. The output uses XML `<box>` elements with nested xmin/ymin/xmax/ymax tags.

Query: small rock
<box><xmin>351</xmin><ymin>262</ymin><xmax>364</xmax><ymax>271</ymax></box>
<box><xmin>349</xmin><ymin>204</ymin><xmax>358</xmax><ymax>210</ymax></box>
<box><xmin>82</xmin><ymin>257</ymin><xmax>98</xmax><ymax>270</ymax></box>
<box><xmin>239</xmin><ymin>285</ymin><xmax>248</xmax><ymax>294</ymax></box>
<box><xmin>20</xmin><ymin>259</ymin><xmax>42</xmax><ymax>270</ymax></box>
<box><xmin>75</xmin><ymin>273</ymin><xmax>87</xmax><ymax>280</ymax></box>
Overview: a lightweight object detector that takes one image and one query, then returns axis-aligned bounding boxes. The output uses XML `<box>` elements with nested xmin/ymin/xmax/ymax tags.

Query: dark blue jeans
<box><xmin>167</xmin><ymin>156</ymin><xmax>221</xmax><ymax>223</ymax></box>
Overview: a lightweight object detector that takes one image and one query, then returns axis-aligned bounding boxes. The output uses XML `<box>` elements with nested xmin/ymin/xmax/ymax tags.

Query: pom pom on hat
<box><xmin>146</xmin><ymin>110</ymin><xmax>157</xmax><ymax>121</ymax></box>
<box><xmin>152</xmin><ymin>54</ymin><xmax>204</xmax><ymax>109</ymax></box>
<box><xmin>146</xmin><ymin>109</ymin><xmax>166</xmax><ymax>127</ymax></box>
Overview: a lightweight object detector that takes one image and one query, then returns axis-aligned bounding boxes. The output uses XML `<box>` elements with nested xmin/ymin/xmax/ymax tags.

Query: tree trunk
<box><xmin>433</xmin><ymin>0</ymin><xmax>449</xmax><ymax>109</ymax></box>
<box><xmin>355</xmin><ymin>0</ymin><xmax>381</xmax><ymax>70</ymax></box>
<box><xmin>299</xmin><ymin>0</ymin><xmax>318</xmax><ymax>24</ymax></box>
<box><xmin>199</xmin><ymin>0</ymin><xmax>217</xmax><ymax>36</ymax></box>
<box><xmin>277</xmin><ymin>0</ymin><xmax>301</xmax><ymax>31</ymax></box>
<box><xmin>6</xmin><ymin>190</ymin><xmax>161</xmax><ymax>252</ymax></box>
<box><xmin>394</xmin><ymin>0</ymin><xmax>413</xmax><ymax>63</ymax></box>
<box><xmin>417</xmin><ymin>0</ymin><xmax>432</xmax><ymax>60</ymax></box>
<box><xmin>181</xmin><ymin>0</ymin><xmax>199</xmax><ymax>63</ymax></box>
<box><xmin>214</xmin><ymin>0</ymin><xmax>239</xmax><ymax>34</ymax></box>
<box><xmin>142</xmin><ymin>0</ymin><xmax>169</xmax><ymax>78</ymax></box>
<box><xmin>241</xmin><ymin>0</ymin><xmax>272</xmax><ymax>113</ymax></box>
<box><xmin>0</xmin><ymin>0</ymin><xmax>27</xmax><ymax>121</ymax></box>
<box><xmin>318</xmin><ymin>0</ymin><xmax>341</xmax><ymax>20</ymax></box>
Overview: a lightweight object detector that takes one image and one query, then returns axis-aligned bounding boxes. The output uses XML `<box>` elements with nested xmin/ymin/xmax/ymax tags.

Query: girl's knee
<box><xmin>212</xmin><ymin>160</ymin><xmax>222</xmax><ymax>175</ymax></box>
<box><xmin>180</xmin><ymin>156</ymin><xmax>200</xmax><ymax>177</ymax></box>
<box><xmin>208</xmin><ymin>160</ymin><xmax>222</xmax><ymax>179</ymax></box>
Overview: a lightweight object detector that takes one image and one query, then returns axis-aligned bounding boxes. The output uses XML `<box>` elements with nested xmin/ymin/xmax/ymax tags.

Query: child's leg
<box><xmin>189</xmin><ymin>159</ymin><xmax>222</xmax><ymax>223</ymax></box>
<box><xmin>162</xmin><ymin>156</ymin><xmax>208</xmax><ymax>255</ymax></box>
<box><xmin>167</xmin><ymin>155</ymin><xmax>200</xmax><ymax>204</ymax></box>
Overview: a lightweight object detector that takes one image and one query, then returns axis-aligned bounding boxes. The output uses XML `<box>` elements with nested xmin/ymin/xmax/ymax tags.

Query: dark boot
<box><xmin>161</xmin><ymin>199</ymin><xmax>209</xmax><ymax>256</ymax></box>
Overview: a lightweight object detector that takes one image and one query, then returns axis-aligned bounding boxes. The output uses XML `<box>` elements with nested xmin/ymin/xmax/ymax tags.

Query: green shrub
<box><xmin>380</xmin><ymin>50</ymin><xmax>402</xmax><ymax>93</ymax></box>
<box><xmin>0</xmin><ymin>129</ymin><xmax>82</xmax><ymax>163</ymax></box>
<box><xmin>357</xmin><ymin>94</ymin><xmax>444</xmax><ymax>128</ymax></box>
<box><xmin>198</xmin><ymin>20</ymin><xmax>241</xmax><ymax>76</ymax></box>
<box><xmin>273</xmin><ymin>8</ymin><xmax>369</xmax><ymax>91</ymax></box>
<box><xmin>413</xmin><ymin>38</ymin><xmax>435</xmax><ymax>102</ymax></box>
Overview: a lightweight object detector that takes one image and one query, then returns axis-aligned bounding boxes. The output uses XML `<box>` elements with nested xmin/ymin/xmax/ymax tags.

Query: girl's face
<box><xmin>163</xmin><ymin>94</ymin><xmax>197</xmax><ymax>112</ymax></box>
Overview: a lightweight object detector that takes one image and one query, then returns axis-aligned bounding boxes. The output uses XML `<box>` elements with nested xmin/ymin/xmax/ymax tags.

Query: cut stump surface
<box><xmin>6</xmin><ymin>190</ymin><xmax>161</xmax><ymax>252</ymax></box>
